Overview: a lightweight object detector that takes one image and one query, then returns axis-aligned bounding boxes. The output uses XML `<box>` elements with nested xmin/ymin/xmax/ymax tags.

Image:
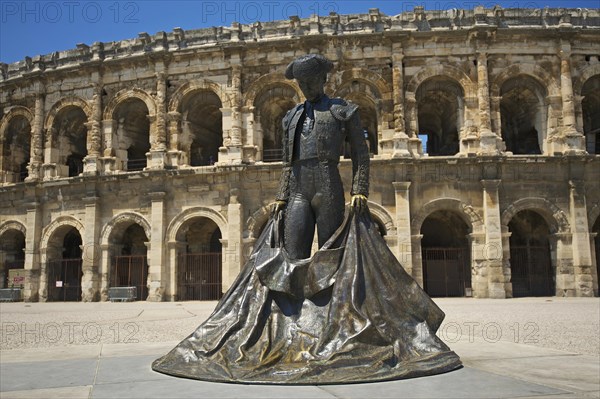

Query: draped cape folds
<box><xmin>152</xmin><ymin>209</ymin><xmax>462</xmax><ymax>384</ymax></box>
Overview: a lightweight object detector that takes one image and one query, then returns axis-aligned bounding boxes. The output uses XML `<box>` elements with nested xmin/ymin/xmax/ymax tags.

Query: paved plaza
<box><xmin>1</xmin><ymin>298</ymin><xmax>598</xmax><ymax>398</ymax></box>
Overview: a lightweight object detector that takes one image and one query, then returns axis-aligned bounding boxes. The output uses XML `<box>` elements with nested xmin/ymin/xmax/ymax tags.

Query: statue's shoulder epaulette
<box><xmin>329</xmin><ymin>98</ymin><xmax>359</xmax><ymax>122</ymax></box>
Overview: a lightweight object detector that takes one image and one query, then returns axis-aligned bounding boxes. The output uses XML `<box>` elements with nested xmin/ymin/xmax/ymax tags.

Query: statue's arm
<box><xmin>347</xmin><ymin>111</ymin><xmax>370</xmax><ymax>198</ymax></box>
<box><xmin>275</xmin><ymin>108</ymin><xmax>294</xmax><ymax>202</ymax></box>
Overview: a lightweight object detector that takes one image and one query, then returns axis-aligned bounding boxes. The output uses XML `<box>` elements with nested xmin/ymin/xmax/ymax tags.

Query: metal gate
<box><xmin>177</xmin><ymin>252</ymin><xmax>222</xmax><ymax>300</ymax></box>
<box><xmin>422</xmin><ymin>247</ymin><xmax>470</xmax><ymax>297</ymax></box>
<box><xmin>47</xmin><ymin>259</ymin><xmax>82</xmax><ymax>301</ymax></box>
<box><xmin>111</xmin><ymin>255</ymin><xmax>148</xmax><ymax>300</ymax></box>
<box><xmin>510</xmin><ymin>244</ymin><xmax>554</xmax><ymax>297</ymax></box>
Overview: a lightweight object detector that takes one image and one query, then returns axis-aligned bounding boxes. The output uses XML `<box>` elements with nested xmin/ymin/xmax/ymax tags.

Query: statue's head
<box><xmin>285</xmin><ymin>54</ymin><xmax>333</xmax><ymax>102</ymax></box>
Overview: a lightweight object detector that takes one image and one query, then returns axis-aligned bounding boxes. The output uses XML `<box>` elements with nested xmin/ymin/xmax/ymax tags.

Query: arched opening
<box><xmin>421</xmin><ymin>210</ymin><xmax>471</xmax><ymax>297</ymax></box>
<box><xmin>592</xmin><ymin>217</ymin><xmax>600</xmax><ymax>296</ymax></box>
<box><xmin>47</xmin><ymin>227</ymin><xmax>83</xmax><ymax>301</ymax></box>
<box><xmin>254</xmin><ymin>85</ymin><xmax>296</xmax><ymax>162</ymax></box>
<box><xmin>581</xmin><ymin>75</ymin><xmax>600</xmax><ymax>154</ymax></box>
<box><xmin>0</xmin><ymin>229</ymin><xmax>25</xmax><ymax>288</ymax></box>
<box><xmin>417</xmin><ymin>77</ymin><xmax>463</xmax><ymax>156</ymax></box>
<box><xmin>2</xmin><ymin>116</ymin><xmax>31</xmax><ymax>183</ymax></box>
<box><xmin>110</xmin><ymin>223</ymin><xmax>149</xmax><ymax>301</ymax></box>
<box><xmin>508</xmin><ymin>210</ymin><xmax>554</xmax><ymax>297</ymax></box>
<box><xmin>52</xmin><ymin>106</ymin><xmax>88</xmax><ymax>177</ymax></box>
<box><xmin>180</xmin><ymin>91</ymin><xmax>222</xmax><ymax>166</ymax></box>
<box><xmin>500</xmin><ymin>75</ymin><xmax>547</xmax><ymax>155</ymax></box>
<box><xmin>176</xmin><ymin>217</ymin><xmax>222</xmax><ymax>301</ymax></box>
<box><xmin>113</xmin><ymin>98</ymin><xmax>150</xmax><ymax>171</ymax></box>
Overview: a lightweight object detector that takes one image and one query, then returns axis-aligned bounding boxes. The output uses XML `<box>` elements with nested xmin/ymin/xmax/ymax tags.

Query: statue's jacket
<box><xmin>276</xmin><ymin>95</ymin><xmax>370</xmax><ymax>201</ymax></box>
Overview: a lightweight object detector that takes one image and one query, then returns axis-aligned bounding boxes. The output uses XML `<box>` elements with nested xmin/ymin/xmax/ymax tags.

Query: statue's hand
<box><xmin>270</xmin><ymin>200</ymin><xmax>287</xmax><ymax>216</ymax></box>
<box><xmin>351</xmin><ymin>194</ymin><xmax>368</xmax><ymax>213</ymax></box>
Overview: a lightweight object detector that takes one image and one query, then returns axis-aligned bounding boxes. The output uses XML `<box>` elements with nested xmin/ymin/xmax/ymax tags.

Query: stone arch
<box><xmin>0</xmin><ymin>220</ymin><xmax>27</xmax><ymax>238</ymax></box>
<box><xmin>490</xmin><ymin>63</ymin><xmax>560</xmax><ymax>98</ymax></box>
<box><xmin>243</xmin><ymin>73</ymin><xmax>301</xmax><ymax>108</ymax></box>
<box><xmin>0</xmin><ymin>106</ymin><xmax>34</xmax><ymax>137</ymax></box>
<box><xmin>366</xmin><ymin>201</ymin><xmax>396</xmax><ymax>235</ymax></box>
<box><xmin>406</xmin><ymin>65</ymin><xmax>476</xmax><ymax>97</ymax></box>
<box><xmin>169</xmin><ymin>79</ymin><xmax>233</xmax><ymax>113</ymax></box>
<box><xmin>501</xmin><ymin>197</ymin><xmax>570</xmax><ymax>234</ymax></box>
<box><xmin>103</xmin><ymin>88</ymin><xmax>157</xmax><ymax>121</ymax></box>
<box><xmin>246</xmin><ymin>205</ymin><xmax>271</xmax><ymax>240</ymax></box>
<box><xmin>40</xmin><ymin>216</ymin><xmax>85</xmax><ymax>251</ymax></box>
<box><xmin>100</xmin><ymin>212</ymin><xmax>152</xmax><ymax>246</ymax></box>
<box><xmin>573</xmin><ymin>64</ymin><xmax>600</xmax><ymax>96</ymax></box>
<box><xmin>44</xmin><ymin>97</ymin><xmax>92</xmax><ymax>132</ymax></box>
<box><xmin>411</xmin><ymin>198</ymin><xmax>483</xmax><ymax>234</ymax></box>
<box><xmin>333</xmin><ymin>68</ymin><xmax>391</xmax><ymax>100</ymax></box>
<box><xmin>167</xmin><ymin>207</ymin><xmax>228</xmax><ymax>243</ymax></box>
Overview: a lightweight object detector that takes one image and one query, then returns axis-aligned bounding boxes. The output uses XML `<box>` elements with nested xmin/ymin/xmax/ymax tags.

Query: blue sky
<box><xmin>1</xmin><ymin>0</ymin><xmax>597</xmax><ymax>64</ymax></box>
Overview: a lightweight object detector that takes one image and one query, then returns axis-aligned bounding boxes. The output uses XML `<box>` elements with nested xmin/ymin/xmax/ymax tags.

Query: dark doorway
<box><xmin>47</xmin><ymin>228</ymin><xmax>83</xmax><ymax>301</ymax></box>
<box><xmin>111</xmin><ymin>224</ymin><xmax>149</xmax><ymax>300</ymax></box>
<box><xmin>508</xmin><ymin>210</ymin><xmax>554</xmax><ymax>297</ymax></box>
<box><xmin>421</xmin><ymin>211</ymin><xmax>471</xmax><ymax>297</ymax></box>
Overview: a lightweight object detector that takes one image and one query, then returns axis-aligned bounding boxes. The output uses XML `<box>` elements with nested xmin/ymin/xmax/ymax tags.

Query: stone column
<box><xmin>481</xmin><ymin>179</ymin><xmax>506</xmax><ymax>298</ymax></box>
<box><xmin>167</xmin><ymin>241</ymin><xmax>185</xmax><ymax>301</ymax></box>
<box><xmin>468</xmin><ymin>232</ymin><xmax>487</xmax><ymax>297</ymax></box>
<box><xmin>559</xmin><ymin>46</ymin><xmax>586</xmax><ymax>154</ymax></box>
<box><xmin>405</xmin><ymin>94</ymin><xmax>423</xmax><ymax>157</ymax></box>
<box><xmin>501</xmin><ymin>227</ymin><xmax>513</xmax><ymax>297</ymax></box>
<box><xmin>99</xmin><ymin>244</ymin><xmax>111</xmax><ymax>301</ymax></box>
<box><xmin>166</xmin><ymin>111</ymin><xmax>184</xmax><ymax>168</ymax></box>
<box><xmin>554</xmin><ymin>232</ymin><xmax>574</xmax><ymax>296</ymax></box>
<box><xmin>590</xmin><ymin>233</ymin><xmax>598</xmax><ymax>296</ymax></box>
<box><xmin>83</xmin><ymin>83</ymin><xmax>102</xmax><ymax>175</ymax></box>
<box><xmin>393</xmin><ymin>182</ymin><xmax>413</xmax><ymax>273</ymax></box>
<box><xmin>81</xmin><ymin>196</ymin><xmax>100</xmax><ymax>301</ymax></box>
<box><xmin>568</xmin><ymin>180</ymin><xmax>594</xmax><ymax>296</ymax></box>
<box><xmin>477</xmin><ymin>52</ymin><xmax>501</xmax><ymax>155</ymax></box>
<box><xmin>23</xmin><ymin>201</ymin><xmax>42</xmax><ymax>301</ymax></box>
<box><xmin>219</xmin><ymin>65</ymin><xmax>244</xmax><ymax>164</ymax></box>
<box><xmin>147</xmin><ymin>71</ymin><xmax>168</xmax><ymax>169</ymax></box>
<box><xmin>382</xmin><ymin>49</ymin><xmax>410</xmax><ymax>158</ymax></box>
<box><xmin>224</xmin><ymin>190</ymin><xmax>242</xmax><ymax>292</ymax></box>
<box><xmin>411</xmin><ymin>234</ymin><xmax>424</xmax><ymax>287</ymax></box>
<box><xmin>26</xmin><ymin>92</ymin><xmax>44</xmax><ymax>181</ymax></box>
<box><xmin>147</xmin><ymin>192</ymin><xmax>166</xmax><ymax>301</ymax></box>
<box><xmin>99</xmin><ymin>119</ymin><xmax>120</xmax><ymax>173</ymax></box>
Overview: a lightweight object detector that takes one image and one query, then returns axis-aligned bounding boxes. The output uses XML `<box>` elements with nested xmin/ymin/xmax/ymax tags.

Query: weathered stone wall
<box><xmin>1</xmin><ymin>6</ymin><xmax>599</xmax><ymax>301</ymax></box>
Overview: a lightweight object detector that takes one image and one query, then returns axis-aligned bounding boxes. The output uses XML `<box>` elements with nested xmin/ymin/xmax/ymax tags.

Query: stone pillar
<box><xmin>559</xmin><ymin>46</ymin><xmax>586</xmax><ymax>154</ymax></box>
<box><xmin>25</xmin><ymin>93</ymin><xmax>44</xmax><ymax>181</ymax></box>
<box><xmin>590</xmin><ymin>233</ymin><xmax>598</xmax><ymax>296</ymax></box>
<box><xmin>224</xmin><ymin>190</ymin><xmax>243</xmax><ymax>292</ymax></box>
<box><xmin>468</xmin><ymin>232</ymin><xmax>487</xmax><ymax>297</ymax></box>
<box><xmin>83</xmin><ymin>83</ymin><xmax>102</xmax><ymax>175</ymax></box>
<box><xmin>147</xmin><ymin>71</ymin><xmax>168</xmax><ymax>169</ymax></box>
<box><xmin>501</xmin><ymin>227</ymin><xmax>513</xmax><ymax>298</ymax></box>
<box><xmin>411</xmin><ymin>234</ymin><xmax>424</xmax><ymax>287</ymax></box>
<box><xmin>167</xmin><ymin>241</ymin><xmax>185</xmax><ymax>301</ymax></box>
<box><xmin>568</xmin><ymin>180</ymin><xmax>594</xmax><ymax>296</ymax></box>
<box><xmin>383</xmin><ymin>49</ymin><xmax>410</xmax><ymax>158</ymax></box>
<box><xmin>99</xmin><ymin>244</ymin><xmax>111</xmax><ymax>301</ymax></box>
<box><xmin>147</xmin><ymin>192</ymin><xmax>166</xmax><ymax>301</ymax></box>
<box><xmin>477</xmin><ymin>52</ymin><xmax>502</xmax><ymax>155</ymax></box>
<box><xmin>166</xmin><ymin>111</ymin><xmax>184</xmax><ymax>168</ymax></box>
<box><xmin>219</xmin><ymin>65</ymin><xmax>244</xmax><ymax>164</ymax></box>
<box><xmin>81</xmin><ymin>196</ymin><xmax>100</xmax><ymax>301</ymax></box>
<box><xmin>23</xmin><ymin>202</ymin><xmax>42</xmax><ymax>301</ymax></box>
<box><xmin>481</xmin><ymin>179</ymin><xmax>506</xmax><ymax>298</ymax></box>
<box><xmin>99</xmin><ymin>119</ymin><xmax>120</xmax><ymax>173</ymax></box>
<box><xmin>554</xmin><ymin>232</ymin><xmax>574</xmax><ymax>296</ymax></box>
<box><xmin>405</xmin><ymin>94</ymin><xmax>423</xmax><ymax>157</ymax></box>
<box><xmin>393</xmin><ymin>182</ymin><xmax>413</xmax><ymax>273</ymax></box>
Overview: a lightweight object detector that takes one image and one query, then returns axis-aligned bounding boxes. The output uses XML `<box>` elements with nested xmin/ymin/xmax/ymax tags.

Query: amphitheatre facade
<box><xmin>0</xmin><ymin>6</ymin><xmax>599</xmax><ymax>302</ymax></box>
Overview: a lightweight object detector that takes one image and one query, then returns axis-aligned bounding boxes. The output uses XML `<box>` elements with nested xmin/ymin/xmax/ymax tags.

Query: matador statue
<box><xmin>153</xmin><ymin>55</ymin><xmax>462</xmax><ymax>384</ymax></box>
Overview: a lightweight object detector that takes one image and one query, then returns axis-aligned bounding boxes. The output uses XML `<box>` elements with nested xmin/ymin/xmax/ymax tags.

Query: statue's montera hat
<box><xmin>285</xmin><ymin>54</ymin><xmax>333</xmax><ymax>80</ymax></box>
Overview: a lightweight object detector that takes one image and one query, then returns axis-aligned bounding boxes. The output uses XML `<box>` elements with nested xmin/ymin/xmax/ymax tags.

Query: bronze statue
<box><xmin>152</xmin><ymin>54</ymin><xmax>462</xmax><ymax>384</ymax></box>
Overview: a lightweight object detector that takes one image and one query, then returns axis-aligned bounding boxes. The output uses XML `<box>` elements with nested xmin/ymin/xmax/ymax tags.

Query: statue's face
<box><xmin>297</xmin><ymin>73</ymin><xmax>326</xmax><ymax>102</ymax></box>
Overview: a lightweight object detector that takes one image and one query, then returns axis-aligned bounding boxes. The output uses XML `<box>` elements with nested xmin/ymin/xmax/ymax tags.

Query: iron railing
<box><xmin>422</xmin><ymin>247</ymin><xmax>470</xmax><ymax>297</ymax></box>
<box><xmin>177</xmin><ymin>252</ymin><xmax>222</xmax><ymax>300</ymax></box>
<box><xmin>262</xmin><ymin>148</ymin><xmax>283</xmax><ymax>162</ymax></box>
<box><xmin>510</xmin><ymin>244</ymin><xmax>554</xmax><ymax>297</ymax></box>
<box><xmin>111</xmin><ymin>255</ymin><xmax>148</xmax><ymax>301</ymax></box>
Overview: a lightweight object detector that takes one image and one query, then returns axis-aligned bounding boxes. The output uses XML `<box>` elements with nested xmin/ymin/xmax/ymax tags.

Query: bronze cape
<box><xmin>152</xmin><ymin>209</ymin><xmax>462</xmax><ymax>384</ymax></box>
